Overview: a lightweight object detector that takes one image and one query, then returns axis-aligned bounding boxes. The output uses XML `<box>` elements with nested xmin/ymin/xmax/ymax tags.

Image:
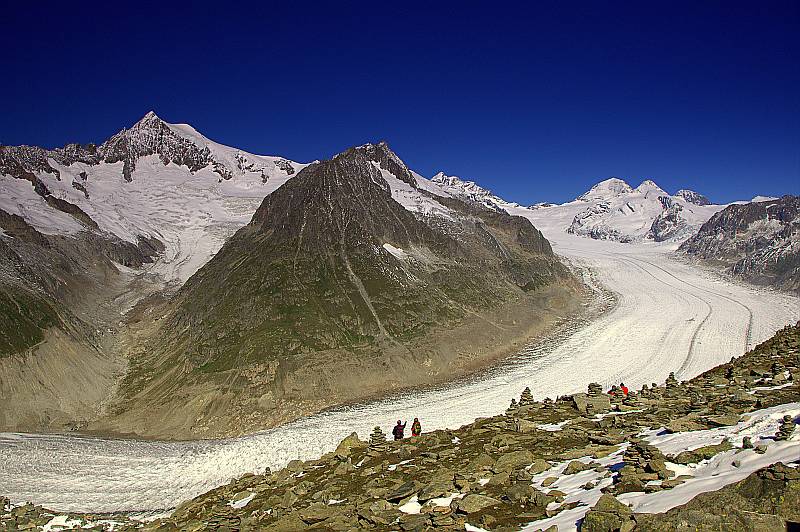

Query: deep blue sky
<box><xmin>2</xmin><ymin>1</ymin><xmax>797</xmax><ymax>204</ymax></box>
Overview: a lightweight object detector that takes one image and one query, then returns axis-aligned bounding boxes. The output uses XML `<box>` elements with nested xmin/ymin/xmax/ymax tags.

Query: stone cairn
<box><xmin>742</xmin><ymin>436</ymin><xmax>753</xmax><ymax>449</ymax></box>
<box><xmin>519</xmin><ymin>386</ymin><xmax>534</xmax><ymax>406</ymax></box>
<box><xmin>772</xmin><ymin>361</ymin><xmax>787</xmax><ymax>382</ymax></box>
<box><xmin>689</xmin><ymin>390</ymin><xmax>707</xmax><ymax>408</ymax></box>
<box><xmin>613</xmin><ymin>438</ymin><xmax>672</xmax><ymax>494</ymax></box>
<box><xmin>587</xmin><ymin>382</ymin><xmax>603</xmax><ymax>396</ymax></box>
<box><xmin>664</xmin><ymin>372</ymin><xmax>680</xmax><ymax>397</ymax></box>
<box><xmin>775</xmin><ymin>415</ymin><xmax>796</xmax><ymax>441</ymax></box>
<box><xmin>623</xmin><ymin>390</ymin><xmax>640</xmax><ymax>408</ymax></box>
<box><xmin>506</xmin><ymin>398</ymin><xmax>518</xmax><ymax>415</ymax></box>
<box><xmin>369</xmin><ymin>426</ymin><xmax>387</xmax><ymax>452</ymax></box>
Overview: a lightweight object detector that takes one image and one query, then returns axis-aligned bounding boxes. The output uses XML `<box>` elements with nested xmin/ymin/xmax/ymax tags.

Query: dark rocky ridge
<box><xmin>679</xmin><ymin>195</ymin><xmax>800</xmax><ymax>292</ymax></box>
<box><xmin>5</xmin><ymin>323</ymin><xmax>797</xmax><ymax>531</ymax></box>
<box><xmin>0</xmin><ymin>111</ymin><xmax>235</xmax><ymax>183</ymax></box>
<box><xmin>675</xmin><ymin>189</ymin><xmax>711</xmax><ymax>206</ymax></box>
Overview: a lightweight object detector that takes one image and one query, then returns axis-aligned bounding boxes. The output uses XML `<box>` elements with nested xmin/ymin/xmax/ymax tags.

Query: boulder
<box><xmin>572</xmin><ymin>393</ymin><xmax>611</xmax><ymax>415</ymax></box>
<box><xmin>456</xmin><ymin>494</ymin><xmax>503</xmax><ymax>514</ymax></box>
<box><xmin>581</xmin><ymin>494</ymin><xmax>634</xmax><ymax>532</ymax></box>
<box><xmin>529</xmin><ymin>459</ymin><xmax>552</xmax><ymax>475</ymax></box>
<box><xmin>563</xmin><ymin>460</ymin><xmax>592</xmax><ymax>475</ymax></box>
<box><xmin>334</xmin><ymin>432</ymin><xmax>364</xmax><ymax>458</ymax></box>
<box><xmin>494</xmin><ymin>450</ymin><xmax>534</xmax><ymax>472</ymax></box>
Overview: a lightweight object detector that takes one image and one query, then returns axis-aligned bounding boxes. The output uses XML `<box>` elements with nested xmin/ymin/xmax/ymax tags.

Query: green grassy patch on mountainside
<box><xmin>0</xmin><ymin>287</ymin><xmax>59</xmax><ymax>357</ymax></box>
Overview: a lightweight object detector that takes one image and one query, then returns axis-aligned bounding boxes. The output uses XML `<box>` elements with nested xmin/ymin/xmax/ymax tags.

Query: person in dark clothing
<box><xmin>392</xmin><ymin>420</ymin><xmax>406</xmax><ymax>440</ymax></box>
<box><xmin>411</xmin><ymin>418</ymin><xmax>421</xmax><ymax>437</ymax></box>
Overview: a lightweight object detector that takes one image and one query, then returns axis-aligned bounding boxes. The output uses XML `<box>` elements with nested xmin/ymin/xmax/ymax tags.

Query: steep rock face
<box><xmin>107</xmin><ymin>143</ymin><xmax>572</xmax><ymax>438</ymax></box>
<box><xmin>649</xmin><ymin>196</ymin><xmax>686</xmax><ymax>242</ymax></box>
<box><xmin>679</xmin><ymin>195</ymin><xmax>800</xmax><ymax>291</ymax></box>
<box><xmin>676</xmin><ymin>189</ymin><xmax>711</xmax><ymax>206</ymax></box>
<box><xmin>431</xmin><ymin>172</ymin><xmax>517</xmax><ymax>213</ymax></box>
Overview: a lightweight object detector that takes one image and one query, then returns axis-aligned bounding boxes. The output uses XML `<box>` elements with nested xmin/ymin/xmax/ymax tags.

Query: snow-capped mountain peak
<box><xmin>577</xmin><ymin>177</ymin><xmax>633</xmax><ymax>201</ymax></box>
<box><xmin>566</xmin><ymin>177</ymin><xmax>723</xmax><ymax>243</ymax></box>
<box><xmin>634</xmin><ymin>179</ymin><xmax>667</xmax><ymax>197</ymax></box>
<box><xmin>0</xmin><ymin>112</ymin><xmax>307</xmax><ymax>285</ymax></box>
<box><xmin>430</xmin><ymin>171</ymin><xmax>516</xmax><ymax>212</ymax></box>
<box><xmin>675</xmin><ymin>189</ymin><xmax>712</xmax><ymax>206</ymax></box>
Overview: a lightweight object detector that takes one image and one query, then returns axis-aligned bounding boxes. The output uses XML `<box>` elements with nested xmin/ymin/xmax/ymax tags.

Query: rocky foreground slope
<box><xmin>679</xmin><ymin>195</ymin><xmax>800</xmax><ymax>292</ymax></box>
<box><xmin>4</xmin><ymin>324</ymin><xmax>798</xmax><ymax>531</ymax></box>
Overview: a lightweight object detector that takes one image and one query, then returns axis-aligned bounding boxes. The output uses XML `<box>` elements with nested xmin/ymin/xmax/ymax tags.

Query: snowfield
<box><xmin>1</xmin><ymin>199</ymin><xmax>797</xmax><ymax>514</ymax></box>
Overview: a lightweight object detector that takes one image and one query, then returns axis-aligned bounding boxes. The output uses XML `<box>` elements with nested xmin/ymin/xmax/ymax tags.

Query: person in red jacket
<box><xmin>411</xmin><ymin>418</ymin><xmax>421</xmax><ymax>437</ymax></box>
<box><xmin>620</xmin><ymin>382</ymin><xmax>629</xmax><ymax>396</ymax></box>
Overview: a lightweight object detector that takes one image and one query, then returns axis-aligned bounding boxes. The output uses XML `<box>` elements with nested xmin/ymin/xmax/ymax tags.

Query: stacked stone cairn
<box><xmin>612</xmin><ymin>438</ymin><xmax>673</xmax><ymax>494</ymax></box>
<box><xmin>506</xmin><ymin>398</ymin><xmax>518</xmax><ymax>415</ymax></box>
<box><xmin>622</xmin><ymin>390</ymin><xmax>640</xmax><ymax>408</ymax></box>
<box><xmin>664</xmin><ymin>372</ymin><xmax>680</xmax><ymax>397</ymax></box>
<box><xmin>519</xmin><ymin>387</ymin><xmax>534</xmax><ymax>406</ymax></box>
<box><xmin>775</xmin><ymin>415</ymin><xmax>796</xmax><ymax>441</ymax></box>
<box><xmin>772</xmin><ymin>361</ymin><xmax>788</xmax><ymax>383</ymax></box>
<box><xmin>369</xmin><ymin>426</ymin><xmax>387</xmax><ymax>453</ymax></box>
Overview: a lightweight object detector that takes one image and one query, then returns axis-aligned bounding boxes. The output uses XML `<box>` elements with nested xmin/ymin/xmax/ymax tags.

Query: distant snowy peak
<box><xmin>0</xmin><ymin>111</ymin><xmax>299</xmax><ymax>185</ymax></box>
<box><xmin>103</xmin><ymin>111</ymin><xmax>299</xmax><ymax>182</ymax></box>
<box><xmin>577</xmin><ymin>178</ymin><xmax>633</xmax><ymax>201</ymax></box>
<box><xmin>634</xmin><ymin>179</ymin><xmax>667</xmax><ymax>197</ymax></box>
<box><xmin>675</xmin><ymin>189</ymin><xmax>712</xmax><ymax>206</ymax></box>
<box><xmin>568</xmin><ymin>177</ymin><xmax>722</xmax><ymax>243</ymax></box>
<box><xmin>0</xmin><ymin>112</ymin><xmax>308</xmax><ymax>285</ymax></box>
<box><xmin>751</xmin><ymin>195</ymin><xmax>779</xmax><ymax>203</ymax></box>
<box><xmin>431</xmin><ymin>172</ymin><xmax>515</xmax><ymax>212</ymax></box>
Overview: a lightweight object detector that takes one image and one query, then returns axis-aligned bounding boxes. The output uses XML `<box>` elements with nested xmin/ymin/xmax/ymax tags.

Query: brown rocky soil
<box><xmin>4</xmin><ymin>323</ymin><xmax>798</xmax><ymax>531</ymax></box>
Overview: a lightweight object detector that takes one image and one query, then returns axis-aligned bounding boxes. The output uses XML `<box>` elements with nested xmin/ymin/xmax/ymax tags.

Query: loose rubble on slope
<box><xmin>2</xmin><ymin>324</ymin><xmax>799</xmax><ymax>531</ymax></box>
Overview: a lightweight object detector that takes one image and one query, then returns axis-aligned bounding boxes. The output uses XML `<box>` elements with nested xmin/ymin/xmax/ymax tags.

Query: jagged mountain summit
<box><xmin>430</xmin><ymin>172</ymin><xmax>518</xmax><ymax>213</ymax></box>
<box><xmin>565</xmin><ymin>177</ymin><xmax>723</xmax><ymax>243</ymax></box>
<box><xmin>679</xmin><ymin>195</ymin><xmax>800</xmax><ymax>292</ymax></box>
<box><xmin>101</xmin><ymin>141</ymin><xmax>574</xmax><ymax>438</ymax></box>
<box><xmin>0</xmin><ymin>111</ymin><xmax>304</xmax><ymax>285</ymax></box>
<box><xmin>675</xmin><ymin>189</ymin><xmax>711</xmax><ymax>206</ymax></box>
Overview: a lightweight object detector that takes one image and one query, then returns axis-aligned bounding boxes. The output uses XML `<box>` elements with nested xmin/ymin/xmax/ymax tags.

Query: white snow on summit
<box><xmin>431</xmin><ymin>171</ymin><xmax>518</xmax><ymax>212</ymax></box>
<box><xmin>0</xmin><ymin>112</ymin><xmax>308</xmax><ymax>286</ymax></box>
<box><xmin>577</xmin><ymin>178</ymin><xmax>633</xmax><ymax>201</ymax></box>
<box><xmin>553</xmin><ymin>178</ymin><xmax>725</xmax><ymax>243</ymax></box>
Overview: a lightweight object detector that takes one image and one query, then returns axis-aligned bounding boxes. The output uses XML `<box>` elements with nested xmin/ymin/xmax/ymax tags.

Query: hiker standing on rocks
<box><xmin>620</xmin><ymin>382</ymin><xmax>629</xmax><ymax>396</ymax></box>
<box><xmin>392</xmin><ymin>420</ymin><xmax>407</xmax><ymax>440</ymax></box>
<box><xmin>411</xmin><ymin>417</ymin><xmax>421</xmax><ymax>437</ymax></box>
